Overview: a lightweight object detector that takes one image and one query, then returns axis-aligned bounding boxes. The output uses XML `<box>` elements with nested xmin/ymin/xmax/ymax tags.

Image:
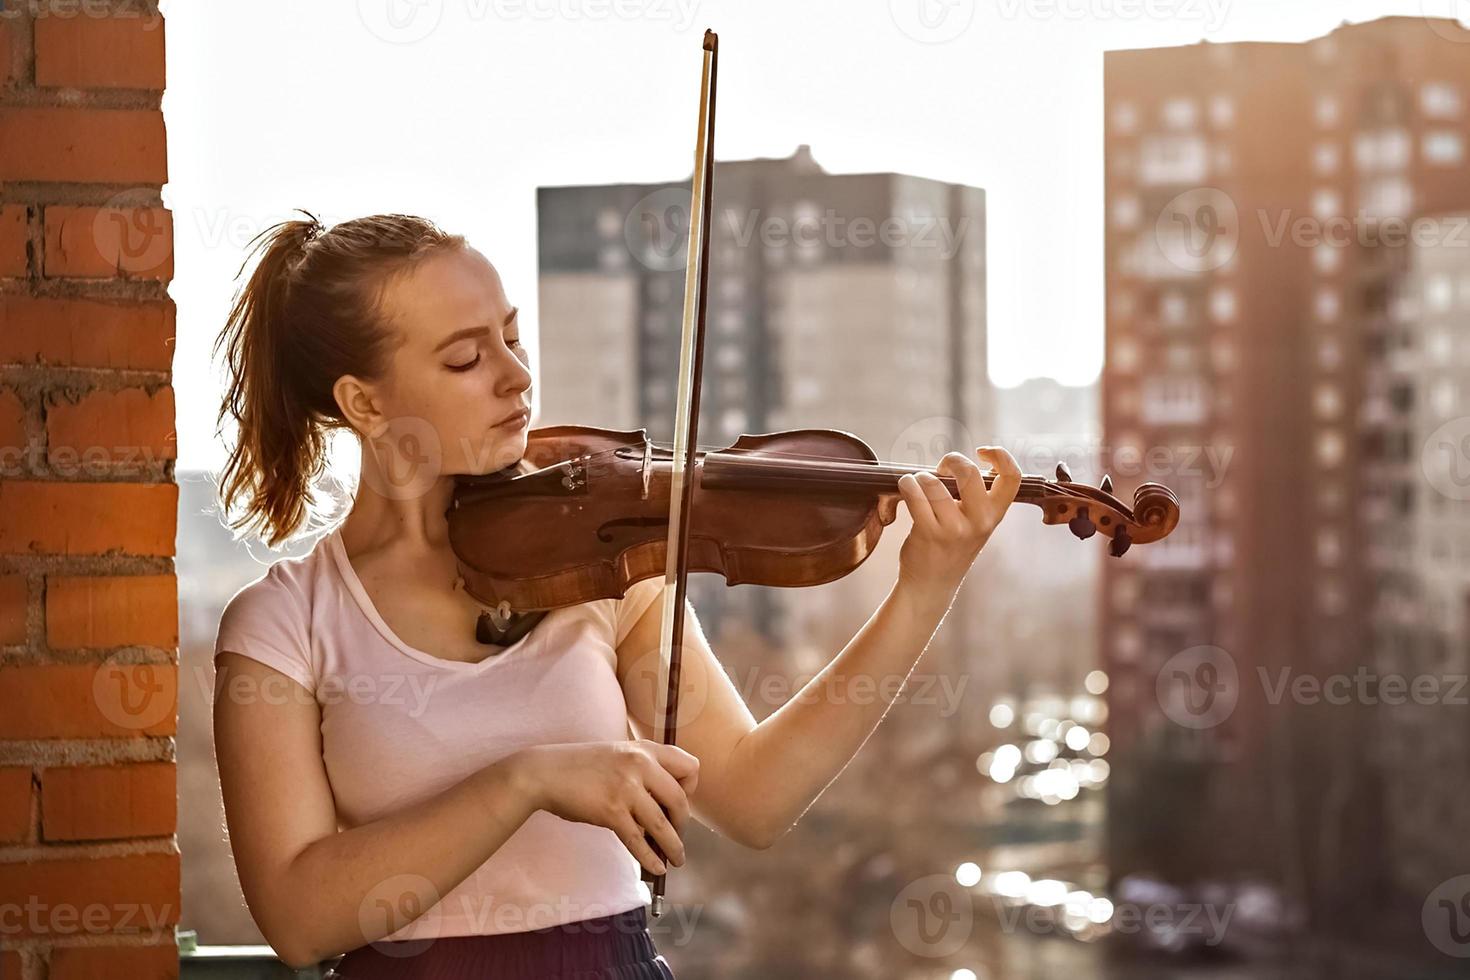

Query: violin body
<box><xmin>448</xmin><ymin>424</ymin><xmax>906</xmax><ymax>613</ymax></box>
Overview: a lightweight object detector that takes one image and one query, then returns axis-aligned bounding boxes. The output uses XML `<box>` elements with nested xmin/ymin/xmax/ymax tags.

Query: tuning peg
<box><xmin>1055</xmin><ymin>461</ymin><xmax>1073</xmax><ymax>483</ymax></box>
<box><xmin>1068</xmin><ymin>505</ymin><xmax>1096</xmax><ymax>540</ymax></box>
<box><xmin>1110</xmin><ymin>527</ymin><xmax>1132</xmax><ymax>557</ymax></box>
<box><xmin>1100</xmin><ymin>473</ymin><xmax>1113</xmax><ymax>494</ymax></box>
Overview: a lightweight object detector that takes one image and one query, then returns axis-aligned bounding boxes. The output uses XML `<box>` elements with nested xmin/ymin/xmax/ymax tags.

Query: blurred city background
<box><xmin>170</xmin><ymin>5</ymin><xmax>1470</xmax><ymax>979</ymax></box>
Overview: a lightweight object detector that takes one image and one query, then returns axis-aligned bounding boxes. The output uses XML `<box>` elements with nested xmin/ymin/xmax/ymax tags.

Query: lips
<box><xmin>495</xmin><ymin>407</ymin><xmax>530</xmax><ymax>428</ymax></box>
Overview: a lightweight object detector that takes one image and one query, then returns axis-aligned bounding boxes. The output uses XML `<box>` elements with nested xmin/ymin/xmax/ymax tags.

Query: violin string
<box><xmin>566</xmin><ymin>439</ymin><xmax>1063</xmax><ymax>485</ymax></box>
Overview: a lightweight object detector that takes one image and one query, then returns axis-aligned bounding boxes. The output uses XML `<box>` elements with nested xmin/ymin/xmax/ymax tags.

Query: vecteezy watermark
<box><xmin>360</xmin><ymin>874</ymin><xmax>441</xmax><ymax>957</ymax></box>
<box><xmin>1257</xmin><ymin>210</ymin><xmax>1470</xmax><ymax>250</ymax></box>
<box><xmin>1422</xmin><ymin>416</ymin><xmax>1470</xmax><ymax>502</ymax></box>
<box><xmin>450</xmin><ymin>896</ymin><xmax>702</xmax><ymax>946</ymax></box>
<box><xmin>994</xmin><ymin>0</ymin><xmax>1230</xmax><ymax>31</ymax></box>
<box><xmin>888</xmin><ymin>0</ymin><xmax>976</xmax><ymax>44</ymax></box>
<box><xmin>991</xmin><ymin>895</ymin><xmax>1234</xmax><ymax>947</ymax></box>
<box><xmin>623</xmin><ymin>189</ymin><xmax>977</xmax><ymax>272</ymax></box>
<box><xmin>357</xmin><ymin>0</ymin><xmax>700</xmax><ymax>44</ymax></box>
<box><xmin>890</xmin><ymin>874</ymin><xmax>974</xmax><ymax>956</ymax></box>
<box><xmin>0</xmin><ymin>897</ymin><xmax>176</xmax><ymax>937</ymax></box>
<box><xmin>1420</xmin><ymin>0</ymin><xmax>1470</xmax><ymax>45</ymax></box>
<box><xmin>93</xmin><ymin>653</ymin><xmax>175</xmax><ymax>733</ymax></box>
<box><xmin>1259</xmin><ymin>667</ymin><xmax>1468</xmax><ymax>707</ymax></box>
<box><xmin>0</xmin><ymin>442</ymin><xmax>173</xmax><ymax>480</ymax></box>
<box><xmin>1156</xmin><ymin>645</ymin><xmax>1238</xmax><ymax>730</ymax></box>
<box><xmin>1154</xmin><ymin>188</ymin><xmax>1239</xmax><ymax>273</ymax></box>
<box><xmin>208</xmin><ymin>664</ymin><xmax>442</xmax><ymax>718</ymax></box>
<box><xmin>0</xmin><ymin>0</ymin><xmax>163</xmax><ymax>30</ymax></box>
<box><xmin>1424</xmin><ymin>875</ymin><xmax>1470</xmax><ymax>957</ymax></box>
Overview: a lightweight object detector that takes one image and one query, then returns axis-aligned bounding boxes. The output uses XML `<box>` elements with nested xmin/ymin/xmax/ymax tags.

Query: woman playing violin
<box><xmin>211</xmin><ymin>211</ymin><xmax>1022</xmax><ymax>979</ymax></box>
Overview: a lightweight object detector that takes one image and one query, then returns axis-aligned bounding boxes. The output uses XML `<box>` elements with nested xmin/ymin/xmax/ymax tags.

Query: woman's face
<box><xmin>368</xmin><ymin>246</ymin><xmax>534</xmax><ymax>479</ymax></box>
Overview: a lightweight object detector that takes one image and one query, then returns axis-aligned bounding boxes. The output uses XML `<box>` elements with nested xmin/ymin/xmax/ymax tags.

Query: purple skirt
<box><xmin>323</xmin><ymin>905</ymin><xmax>674</xmax><ymax>980</ymax></box>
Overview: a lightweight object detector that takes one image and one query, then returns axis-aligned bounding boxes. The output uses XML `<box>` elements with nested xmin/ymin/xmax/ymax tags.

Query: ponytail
<box><xmin>213</xmin><ymin>210</ymin><xmax>466</xmax><ymax>547</ymax></box>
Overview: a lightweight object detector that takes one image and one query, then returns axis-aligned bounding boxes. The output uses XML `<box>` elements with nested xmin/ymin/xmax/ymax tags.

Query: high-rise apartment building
<box><xmin>1103</xmin><ymin>16</ymin><xmax>1470</xmax><ymax>923</ymax></box>
<box><xmin>537</xmin><ymin>145</ymin><xmax>988</xmax><ymax>667</ymax></box>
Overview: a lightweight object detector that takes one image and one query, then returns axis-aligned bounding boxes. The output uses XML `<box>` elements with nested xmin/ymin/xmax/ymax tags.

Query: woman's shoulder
<box><xmin>214</xmin><ymin>531</ymin><xmax>336</xmax><ymax>691</ymax></box>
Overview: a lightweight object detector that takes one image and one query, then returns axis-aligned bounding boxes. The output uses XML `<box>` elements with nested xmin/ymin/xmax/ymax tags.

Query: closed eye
<box><xmin>446</xmin><ymin>353</ymin><xmax>481</xmax><ymax>372</ymax></box>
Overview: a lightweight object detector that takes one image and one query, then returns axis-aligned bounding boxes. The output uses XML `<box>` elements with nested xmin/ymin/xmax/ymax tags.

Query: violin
<box><xmin>446</xmin><ymin>30</ymin><xmax>1178</xmax><ymax>916</ymax></box>
<box><xmin>447</xmin><ymin>423</ymin><xmax>1181</xmax><ymax>614</ymax></box>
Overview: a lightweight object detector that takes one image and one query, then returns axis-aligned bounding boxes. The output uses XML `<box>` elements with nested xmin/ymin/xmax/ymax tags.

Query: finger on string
<box><xmin>898</xmin><ymin>473</ymin><xmax>940</xmax><ymax>536</ymax></box>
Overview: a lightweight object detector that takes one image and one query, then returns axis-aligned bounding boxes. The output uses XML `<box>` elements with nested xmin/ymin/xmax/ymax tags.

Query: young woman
<box><xmin>211</xmin><ymin>211</ymin><xmax>1021</xmax><ymax>979</ymax></box>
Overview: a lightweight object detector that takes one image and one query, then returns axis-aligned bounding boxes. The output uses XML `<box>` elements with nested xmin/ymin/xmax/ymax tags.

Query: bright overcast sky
<box><xmin>160</xmin><ymin>0</ymin><xmax>1448</xmax><ymax>471</ymax></box>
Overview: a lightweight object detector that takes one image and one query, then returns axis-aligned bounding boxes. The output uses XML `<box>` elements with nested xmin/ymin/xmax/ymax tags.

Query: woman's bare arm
<box><xmin>213</xmin><ymin>652</ymin><xmax>534</xmax><ymax>968</ymax></box>
<box><xmin>617</xmin><ymin>447</ymin><xmax>1021</xmax><ymax>849</ymax></box>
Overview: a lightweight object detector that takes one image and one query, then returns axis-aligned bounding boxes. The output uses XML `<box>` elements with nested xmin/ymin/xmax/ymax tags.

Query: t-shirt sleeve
<box><xmin>214</xmin><ymin>567</ymin><xmax>316</xmax><ymax>694</ymax></box>
<box><xmin>614</xmin><ymin>577</ymin><xmax>666</xmax><ymax>649</ymax></box>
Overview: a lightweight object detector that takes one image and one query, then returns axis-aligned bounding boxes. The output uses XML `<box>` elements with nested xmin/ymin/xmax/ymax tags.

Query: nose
<box><xmin>491</xmin><ymin>340</ymin><xmax>533</xmax><ymax>400</ymax></box>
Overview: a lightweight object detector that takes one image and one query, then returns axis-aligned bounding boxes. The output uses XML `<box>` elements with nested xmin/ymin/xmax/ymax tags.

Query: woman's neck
<box><xmin>339</xmin><ymin>444</ymin><xmax>458</xmax><ymax>557</ymax></box>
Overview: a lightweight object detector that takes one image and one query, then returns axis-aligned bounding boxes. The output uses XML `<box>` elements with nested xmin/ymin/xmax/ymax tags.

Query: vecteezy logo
<box><xmin>361</xmin><ymin>415</ymin><xmax>443</xmax><ymax>501</ymax></box>
<box><xmin>1424</xmin><ymin>875</ymin><xmax>1470</xmax><ymax>957</ymax></box>
<box><xmin>360</xmin><ymin>874</ymin><xmax>441</xmax><ymax>957</ymax></box>
<box><xmin>624</xmin><ymin>187</ymin><xmax>691</xmax><ymax>272</ymax></box>
<box><xmin>1422</xmin><ymin>417</ymin><xmax>1470</xmax><ymax>502</ymax></box>
<box><xmin>1420</xmin><ymin>0</ymin><xmax>1470</xmax><ymax>43</ymax></box>
<box><xmin>1154</xmin><ymin>188</ymin><xmax>1239</xmax><ymax>273</ymax></box>
<box><xmin>889</xmin><ymin>0</ymin><xmax>975</xmax><ymax>43</ymax></box>
<box><xmin>93</xmin><ymin>654</ymin><xmax>175</xmax><ymax>732</ymax></box>
<box><xmin>1156</xmin><ymin>645</ymin><xmax>1238</xmax><ymax>729</ymax></box>
<box><xmin>887</xmin><ymin>416</ymin><xmax>978</xmax><ymax>473</ymax></box>
<box><xmin>357</xmin><ymin>0</ymin><xmax>445</xmax><ymax>44</ymax></box>
<box><xmin>890</xmin><ymin>874</ymin><xmax>973</xmax><ymax>957</ymax></box>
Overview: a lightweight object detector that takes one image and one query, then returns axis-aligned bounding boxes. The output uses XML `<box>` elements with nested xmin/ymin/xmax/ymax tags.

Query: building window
<box><xmin>1111</xmin><ymin>100</ymin><xmax>1138</xmax><ymax>134</ymax></box>
<box><xmin>1314</xmin><ymin>383</ymin><xmax>1342</xmax><ymax>419</ymax></box>
<box><xmin>1161</xmin><ymin>290</ymin><xmax>1188</xmax><ymax>326</ymax></box>
<box><xmin>1209</xmin><ymin>95</ymin><xmax>1234</xmax><ymax>128</ymax></box>
<box><xmin>1162</xmin><ymin>97</ymin><xmax>1198</xmax><ymax>130</ymax></box>
<box><xmin>1312</xmin><ymin>189</ymin><xmax>1341</xmax><ymax>221</ymax></box>
<box><xmin>1316</xmin><ymin>429</ymin><xmax>1345</xmax><ymax>467</ymax></box>
<box><xmin>1209</xmin><ymin>287</ymin><xmax>1235</xmax><ymax>323</ymax></box>
<box><xmin>1315</xmin><ymin>288</ymin><xmax>1340</xmax><ymax>323</ymax></box>
<box><xmin>1313</xmin><ymin>243</ymin><xmax>1342</xmax><ymax>274</ymax></box>
<box><xmin>1112</xmin><ymin>195</ymin><xmax>1140</xmax><ymax>229</ymax></box>
<box><xmin>1421</xmin><ymin>82</ymin><xmax>1462</xmax><ymax>119</ymax></box>
<box><xmin>1316</xmin><ymin>96</ymin><xmax>1339</xmax><ymax>127</ymax></box>
<box><xmin>1424</xmin><ymin>131</ymin><xmax>1465</xmax><ymax>165</ymax></box>
<box><xmin>1354</xmin><ymin>128</ymin><xmax>1411</xmax><ymax>172</ymax></box>
<box><xmin>1139</xmin><ymin>135</ymin><xmax>1207</xmax><ymax>185</ymax></box>
<box><xmin>1313</xmin><ymin>142</ymin><xmax>1339</xmax><ymax>174</ymax></box>
<box><xmin>1360</xmin><ymin>178</ymin><xmax>1413</xmax><ymax>221</ymax></box>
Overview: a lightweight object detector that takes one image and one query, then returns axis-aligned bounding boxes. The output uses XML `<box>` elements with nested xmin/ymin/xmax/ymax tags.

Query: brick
<box><xmin>0</xmin><ymin>204</ymin><xmax>29</xmax><ymax>277</ymax></box>
<box><xmin>50</xmin><ymin>943</ymin><xmax>178</xmax><ymax>980</ymax></box>
<box><xmin>0</xmin><ymin>387</ymin><xmax>25</xmax><ymax>455</ymax></box>
<box><xmin>0</xmin><ymin>663</ymin><xmax>176</xmax><ymax>739</ymax></box>
<box><xmin>0</xmin><ymin>108</ymin><xmax>167</xmax><ymax>184</ymax></box>
<box><xmin>44</xmin><ymin>205</ymin><xmax>173</xmax><ymax>281</ymax></box>
<box><xmin>47</xmin><ymin>387</ymin><xmax>176</xmax><ymax>466</ymax></box>
<box><xmin>0</xmin><ymin>766</ymin><xmax>31</xmax><ymax>842</ymax></box>
<box><xmin>46</xmin><ymin>574</ymin><xmax>177</xmax><ymax>649</ymax></box>
<box><xmin>0</xmin><ymin>296</ymin><xmax>175</xmax><ymax>371</ymax></box>
<box><xmin>0</xmin><ymin>574</ymin><xmax>26</xmax><ymax>645</ymax></box>
<box><xmin>35</xmin><ymin>14</ymin><xmax>166</xmax><ymax>90</ymax></box>
<box><xmin>0</xmin><ymin>950</ymin><xmax>19</xmax><ymax>980</ymax></box>
<box><xmin>42</xmin><ymin>762</ymin><xmax>176</xmax><ymax>841</ymax></box>
<box><xmin>0</xmin><ymin>853</ymin><xmax>178</xmax><ymax>937</ymax></box>
<box><xmin>0</xmin><ymin>482</ymin><xmax>176</xmax><ymax>556</ymax></box>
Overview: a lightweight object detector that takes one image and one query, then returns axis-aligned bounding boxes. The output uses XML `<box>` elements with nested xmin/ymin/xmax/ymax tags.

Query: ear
<box><xmin>332</xmin><ymin>374</ymin><xmax>385</xmax><ymax>437</ymax></box>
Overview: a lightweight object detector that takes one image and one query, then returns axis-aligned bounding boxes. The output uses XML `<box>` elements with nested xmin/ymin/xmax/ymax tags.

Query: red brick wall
<box><xmin>0</xmin><ymin>4</ymin><xmax>177</xmax><ymax>978</ymax></box>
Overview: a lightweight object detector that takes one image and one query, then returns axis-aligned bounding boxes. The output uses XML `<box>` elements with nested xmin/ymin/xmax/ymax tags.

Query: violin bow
<box><xmin>643</xmin><ymin>27</ymin><xmax>718</xmax><ymax>918</ymax></box>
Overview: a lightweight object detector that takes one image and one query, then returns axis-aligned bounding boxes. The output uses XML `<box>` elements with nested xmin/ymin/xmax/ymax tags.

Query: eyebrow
<box><xmin>433</xmin><ymin>306</ymin><xmax>519</xmax><ymax>353</ymax></box>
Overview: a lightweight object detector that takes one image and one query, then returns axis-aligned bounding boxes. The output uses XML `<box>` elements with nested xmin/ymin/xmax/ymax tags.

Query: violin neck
<box><xmin>701</xmin><ymin>451</ymin><xmax>1050</xmax><ymax>502</ymax></box>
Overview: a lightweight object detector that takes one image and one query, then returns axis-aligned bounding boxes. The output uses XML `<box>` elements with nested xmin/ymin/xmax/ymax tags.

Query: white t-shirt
<box><xmin>213</xmin><ymin>526</ymin><xmax>665</xmax><ymax>939</ymax></box>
